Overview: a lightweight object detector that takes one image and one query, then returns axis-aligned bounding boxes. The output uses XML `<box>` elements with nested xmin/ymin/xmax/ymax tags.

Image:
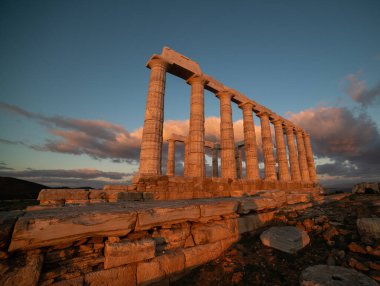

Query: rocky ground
<box><xmin>174</xmin><ymin>194</ymin><xmax>380</xmax><ymax>285</ymax></box>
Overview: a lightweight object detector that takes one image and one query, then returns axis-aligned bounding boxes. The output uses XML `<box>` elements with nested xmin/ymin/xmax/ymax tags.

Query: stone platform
<box><xmin>0</xmin><ymin>188</ymin><xmax>350</xmax><ymax>286</ymax></box>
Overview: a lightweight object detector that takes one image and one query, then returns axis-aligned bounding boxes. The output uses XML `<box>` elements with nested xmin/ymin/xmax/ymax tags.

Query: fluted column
<box><xmin>303</xmin><ymin>132</ymin><xmax>318</xmax><ymax>183</ymax></box>
<box><xmin>218</xmin><ymin>91</ymin><xmax>237</xmax><ymax>179</ymax></box>
<box><xmin>258</xmin><ymin>112</ymin><xmax>277</xmax><ymax>180</ymax></box>
<box><xmin>139</xmin><ymin>57</ymin><xmax>169</xmax><ymax>176</ymax></box>
<box><xmin>184</xmin><ymin>139</ymin><xmax>189</xmax><ymax>176</ymax></box>
<box><xmin>236</xmin><ymin>146</ymin><xmax>243</xmax><ymax>178</ymax></box>
<box><xmin>186</xmin><ymin>76</ymin><xmax>207</xmax><ymax>177</ymax></box>
<box><xmin>296</xmin><ymin>129</ymin><xmax>310</xmax><ymax>182</ymax></box>
<box><xmin>240</xmin><ymin>102</ymin><xmax>260</xmax><ymax>180</ymax></box>
<box><xmin>272</xmin><ymin>119</ymin><xmax>291</xmax><ymax>181</ymax></box>
<box><xmin>285</xmin><ymin>126</ymin><xmax>301</xmax><ymax>181</ymax></box>
<box><xmin>166</xmin><ymin>139</ymin><xmax>175</xmax><ymax>176</ymax></box>
<box><xmin>212</xmin><ymin>147</ymin><xmax>218</xmax><ymax>177</ymax></box>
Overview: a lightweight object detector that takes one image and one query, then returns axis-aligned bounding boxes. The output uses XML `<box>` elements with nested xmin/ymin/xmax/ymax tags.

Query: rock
<box><xmin>323</xmin><ymin>226</ymin><xmax>339</xmax><ymax>242</ymax></box>
<box><xmin>38</xmin><ymin>189</ymin><xmax>89</xmax><ymax>204</ymax></box>
<box><xmin>349</xmin><ymin>257</ymin><xmax>370</xmax><ymax>272</ymax></box>
<box><xmin>181</xmin><ymin>240</ymin><xmax>224</xmax><ymax>269</ymax></box>
<box><xmin>286</xmin><ymin>194</ymin><xmax>311</xmax><ymax>205</ymax></box>
<box><xmin>0</xmin><ymin>250</ymin><xmax>44</xmax><ymax>286</ymax></box>
<box><xmin>237</xmin><ymin>211</ymin><xmax>275</xmax><ymax>234</ymax></box>
<box><xmin>199</xmin><ymin>200</ymin><xmax>238</xmax><ymax>218</ymax></box>
<box><xmin>84</xmin><ymin>264</ymin><xmax>136</xmax><ymax>286</ymax></box>
<box><xmin>0</xmin><ymin>210</ymin><xmax>23</xmax><ymax>249</ymax></box>
<box><xmin>260</xmin><ymin>226</ymin><xmax>310</xmax><ymax>254</ymax></box>
<box><xmin>191</xmin><ymin>219</ymin><xmax>238</xmax><ymax>245</ymax></box>
<box><xmin>152</xmin><ymin>223</ymin><xmax>190</xmax><ymax>250</ymax></box>
<box><xmin>357</xmin><ymin>218</ymin><xmax>380</xmax><ymax>239</ymax></box>
<box><xmin>104</xmin><ymin>238</ymin><xmax>155</xmax><ymax>269</ymax></box>
<box><xmin>237</xmin><ymin>197</ymin><xmax>277</xmax><ymax>214</ymax></box>
<box><xmin>136</xmin><ymin>258</ymin><xmax>165</xmax><ymax>286</ymax></box>
<box><xmin>300</xmin><ymin>265</ymin><xmax>377</xmax><ymax>286</ymax></box>
<box><xmin>50</xmin><ymin>276</ymin><xmax>84</xmax><ymax>286</ymax></box>
<box><xmin>9</xmin><ymin>204</ymin><xmax>137</xmax><ymax>251</ymax></box>
<box><xmin>348</xmin><ymin>242</ymin><xmax>367</xmax><ymax>254</ymax></box>
<box><xmin>302</xmin><ymin>218</ymin><xmax>314</xmax><ymax>231</ymax></box>
<box><xmin>352</xmin><ymin>182</ymin><xmax>380</xmax><ymax>194</ymax></box>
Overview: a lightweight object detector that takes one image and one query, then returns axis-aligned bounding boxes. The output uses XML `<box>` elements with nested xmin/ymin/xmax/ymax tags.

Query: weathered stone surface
<box><xmin>136</xmin><ymin>203</ymin><xmax>200</xmax><ymax>230</ymax></box>
<box><xmin>352</xmin><ymin>182</ymin><xmax>380</xmax><ymax>194</ymax></box>
<box><xmin>357</xmin><ymin>218</ymin><xmax>380</xmax><ymax>239</ymax></box>
<box><xmin>199</xmin><ymin>200</ymin><xmax>238</xmax><ymax>218</ymax></box>
<box><xmin>181</xmin><ymin>240</ymin><xmax>224</xmax><ymax>269</ymax></box>
<box><xmin>84</xmin><ymin>264</ymin><xmax>136</xmax><ymax>286</ymax></box>
<box><xmin>300</xmin><ymin>265</ymin><xmax>377</xmax><ymax>286</ymax></box>
<box><xmin>38</xmin><ymin>189</ymin><xmax>89</xmax><ymax>202</ymax></box>
<box><xmin>9</xmin><ymin>204</ymin><xmax>137</xmax><ymax>251</ymax></box>
<box><xmin>0</xmin><ymin>210</ymin><xmax>23</xmax><ymax>249</ymax></box>
<box><xmin>0</xmin><ymin>250</ymin><xmax>43</xmax><ymax>286</ymax></box>
<box><xmin>260</xmin><ymin>190</ymin><xmax>287</xmax><ymax>207</ymax></box>
<box><xmin>191</xmin><ymin>219</ymin><xmax>238</xmax><ymax>245</ymax></box>
<box><xmin>260</xmin><ymin>226</ymin><xmax>310</xmax><ymax>254</ymax></box>
<box><xmin>104</xmin><ymin>238</ymin><xmax>155</xmax><ymax>269</ymax></box>
<box><xmin>238</xmin><ymin>196</ymin><xmax>277</xmax><ymax>214</ymax></box>
<box><xmin>50</xmin><ymin>276</ymin><xmax>84</xmax><ymax>286</ymax></box>
<box><xmin>237</xmin><ymin>211</ymin><xmax>275</xmax><ymax>234</ymax></box>
<box><xmin>286</xmin><ymin>193</ymin><xmax>311</xmax><ymax>205</ymax></box>
<box><xmin>152</xmin><ymin>223</ymin><xmax>190</xmax><ymax>250</ymax></box>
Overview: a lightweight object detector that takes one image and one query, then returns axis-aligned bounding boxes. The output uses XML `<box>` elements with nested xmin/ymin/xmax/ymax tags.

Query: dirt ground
<box><xmin>174</xmin><ymin>194</ymin><xmax>380</xmax><ymax>286</ymax></box>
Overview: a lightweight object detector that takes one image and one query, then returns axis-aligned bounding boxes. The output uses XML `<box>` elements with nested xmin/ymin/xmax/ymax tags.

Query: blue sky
<box><xmin>1</xmin><ymin>0</ymin><xmax>379</xmax><ymax>188</ymax></box>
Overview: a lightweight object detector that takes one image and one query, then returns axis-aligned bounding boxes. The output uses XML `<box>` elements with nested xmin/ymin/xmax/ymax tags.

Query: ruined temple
<box><xmin>0</xmin><ymin>48</ymin><xmax>351</xmax><ymax>286</ymax></box>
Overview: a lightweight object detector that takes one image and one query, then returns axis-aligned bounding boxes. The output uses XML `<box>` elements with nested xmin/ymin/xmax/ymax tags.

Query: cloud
<box><xmin>0</xmin><ymin>138</ymin><xmax>27</xmax><ymax>146</ymax></box>
<box><xmin>345</xmin><ymin>73</ymin><xmax>380</xmax><ymax>107</ymax></box>
<box><xmin>0</xmin><ymin>168</ymin><xmax>133</xmax><ymax>188</ymax></box>
<box><xmin>0</xmin><ymin>161</ymin><xmax>14</xmax><ymax>171</ymax></box>
<box><xmin>287</xmin><ymin>106</ymin><xmax>380</xmax><ymax>185</ymax></box>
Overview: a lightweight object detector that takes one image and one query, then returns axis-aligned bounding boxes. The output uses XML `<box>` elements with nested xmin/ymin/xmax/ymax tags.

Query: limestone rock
<box><xmin>352</xmin><ymin>182</ymin><xmax>380</xmax><ymax>194</ymax></box>
<box><xmin>191</xmin><ymin>219</ymin><xmax>238</xmax><ymax>245</ymax></box>
<box><xmin>104</xmin><ymin>238</ymin><xmax>155</xmax><ymax>269</ymax></box>
<box><xmin>0</xmin><ymin>210</ymin><xmax>23</xmax><ymax>249</ymax></box>
<box><xmin>237</xmin><ymin>211</ymin><xmax>275</xmax><ymax>234</ymax></box>
<box><xmin>286</xmin><ymin>193</ymin><xmax>311</xmax><ymax>205</ymax></box>
<box><xmin>84</xmin><ymin>264</ymin><xmax>136</xmax><ymax>286</ymax></box>
<box><xmin>357</xmin><ymin>218</ymin><xmax>380</xmax><ymax>239</ymax></box>
<box><xmin>38</xmin><ymin>189</ymin><xmax>89</xmax><ymax>204</ymax></box>
<box><xmin>237</xmin><ymin>196</ymin><xmax>277</xmax><ymax>214</ymax></box>
<box><xmin>181</xmin><ymin>240</ymin><xmax>224</xmax><ymax>269</ymax></box>
<box><xmin>9</xmin><ymin>204</ymin><xmax>137</xmax><ymax>251</ymax></box>
<box><xmin>0</xmin><ymin>250</ymin><xmax>44</xmax><ymax>286</ymax></box>
<box><xmin>50</xmin><ymin>276</ymin><xmax>84</xmax><ymax>286</ymax></box>
<box><xmin>199</xmin><ymin>200</ymin><xmax>238</xmax><ymax>218</ymax></box>
<box><xmin>300</xmin><ymin>265</ymin><xmax>377</xmax><ymax>286</ymax></box>
<box><xmin>260</xmin><ymin>226</ymin><xmax>310</xmax><ymax>254</ymax></box>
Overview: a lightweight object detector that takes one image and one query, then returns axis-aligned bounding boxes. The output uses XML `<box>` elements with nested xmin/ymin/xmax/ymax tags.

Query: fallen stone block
<box><xmin>0</xmin><ymin>250</ymin><xmax>43</xmax><ymax>286</ymax></box>
<box><xmin>237</xmin><ymin>211</ymin><xmax>276</xmax><ymax>234</ymax></box>
<box><xmin>260</xmin><ymin>226</ymin><xmax>310</xmax><ymax>254</ymax></box>
<box><xmin>104</xmin><ymin>238</ymin><xmax>155</xmax><ymax>269</ymax></box>
<box><xmin>357</xmin><ymin>218</ymin><xmax>380</xmax><ymax>239</ymax></box>
<box><xmin>9</xmin><ymin>204</ymin><xmax>137</xmax><ymax>251</ymax></box>
<box><xmin>84</xmin><ymin>264</ymin><xmax>136</xmax><ymax>286</ymax></box>
<box><xmin>300</xmin><ymin>265</ymin><xmax>377</xmax><ymax>286</ymax></box>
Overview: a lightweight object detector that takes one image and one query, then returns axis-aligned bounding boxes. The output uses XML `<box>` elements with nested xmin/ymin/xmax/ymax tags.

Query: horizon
<box><xmin>1</xmin><ymin>1</ymin><xmax>380</xmax><ymax>189</ymax></box>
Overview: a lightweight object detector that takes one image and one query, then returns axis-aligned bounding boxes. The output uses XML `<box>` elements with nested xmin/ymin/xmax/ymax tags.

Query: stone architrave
<box><xmin>272</xmin><ymin>119</ymin><xmax>291</xmax><ymax>181</ymax></box>
<box><xmin>285</xmin><ymin>125</ymin><xmax>302</xmax><ymax>181</ymax></box>
<box><xmin>295</xmin><ymin>129</ymin><xmax>310</xmax><ymax>182</ymax></box>
<box><xmin>186</xmin><ymin>75</ymin><xmax>207</xmax><ymax>177</ymax></box>
<box><xmin>303</xmin><ymin>132</ymin><xmax>317</xmax><ymax>183</ymax></box>
<box><xmin>212</xmin><ymin>147</ymin><xmax>218</xmax><ymax>177</ymax></box>
<box><xmin>166</xmin><ymin>139</ymin><xmax>175</xmax><ymax>176</ymax></box>
<box><xmin>139</xmin><ymin>57</ymin><xmax>169</xmax><ymax>176</ymax></box>
<box><xmin>218</xmin><ymin>91</ymin><xmax>237</xmax><ymax>179</ymax></box>
<box><xmin>240</xmin><ymin>102</ymin><xmax>260</xmax><ymax>180</ymax></box>
<box><xmin>258</xmin><ymin>112</ymin><xmax>277</xmax><ymax>180</ymax></box>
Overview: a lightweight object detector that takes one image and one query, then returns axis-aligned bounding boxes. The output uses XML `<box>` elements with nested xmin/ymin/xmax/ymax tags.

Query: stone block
<box><xmin>0</xmin><ymin>210</ymin><xmax>23</xmax><ymax>249</ymax></box>
<box><xmin>84</xmin><ymin>264</ymin><xmax>136</xmax><ymax>286</ymax></box>
<box><xmin>286</xmin><ymin>193</ymin><xmax>311</xmax><ymax>205</ymax></box>
<box><xmin>89</xmin><ymin>189</ymin><xmax>105</xmax><ymax>200</ymax></box>
<box><xmin>136</xmin><ymin>259</ymin><xmax>165</xmax><ymax>286</ymax></box>
<box><xmin>260</xmin><ymin>226</ymin><xmax>310</xmax><ymax>254</ymax></box>
<box><xmin>237</xmin><ymin>211</ymin><xmax>276</xmax><ymax>234</ymax></box>
<box><xmin>191</xmin><ymin>219</ymin><xmax>238</xmax><ymax>245</ymax></box>
<box><xmin>38</xmin><ymin>189</ymin><xmax>89</xmax><ymax>202</ymax></box>
<box><xmin>260</xmin><ymin>190</ymin><xmax>286</xmax><ymax>207</ymax></box>
<box><xmin>104</xmin><ymin>239</ymin><xmax>155</xmax><ymax>269</ymax></box>
<box><xmin>181</xmin><ymin>240</ymin><xmax>224</xmax><ymax>269</ymax></box>
<box><xmin>238</xmin><ymin>197</ymin><xmax>277</xmax><ymax>214</ymax></box>
<box><xmin>357</xmin><ymin>218</ymin><xmax>380</xmax><ymax>239</ymax></box>
<box><xmin>199</xmin><ymin>200</ymin><xmax>238</xmax><ymax>218</ymax></box>
<box><xmin>0</xmin><ymin>250</ymin><xmax>44</xmax><ymax>286</ymax></box>
<box><xmin>152</xmin><ymin>223</ymin><xmax>190</xmax><ymax>250</ymax></box>
<box><xmin>9</xmin><ymin>204</ymin><xmax>137</xmax><ymax>251</ymax></box>
<box><xmin>352</xmin><ymin>182</ymin><xmax>380</xmax><ymax>194</ymax></box>
<box><xmin>300</xmin><ymin>265</ymin><xmax>377</xmax><ymax>286</ymax></box>
<box><xmin>50</xmin><ymin>276</ymin><xmax>84</xmax><ymax>286</ymax></box>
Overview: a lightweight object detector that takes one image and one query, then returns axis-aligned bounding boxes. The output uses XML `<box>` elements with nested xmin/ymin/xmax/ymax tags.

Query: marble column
<box><xmin>240</xmin><ymin>102</ymin><xmax>260</xmax><ymax>180</ymax></box>
<box><xmin>285</xmin><ymin>126</ymin><xmax>302</xmax><ymax>181</ymax></box>
<box><xmin>186</xmin><ymin>76</ymin><xmax>207</xmax><ymax>177</ymax></box>
<box><xmin>218</xmin><ymin>91</ymin><xmax>237</xmax><ymax>179</ymax></box>
<box><xmin>184</xmin><ymin>139</ymin><xmax>189</xmax><ymax>176</ymax></box>
<box><xmin>212</xmin><ymin>147</ymin><xmax>218</xmax><ymax>177</ymax></box>
<box><xmin>296</xmin><ymin>129</ymin><xmax>310</xmax><ymax>182</ymax></box>
<box><xmin>303</xmin><ymin>132</ymin><xmax>318</xmax><ymax>183</ymax></box>
<box><xmin>166</xmin><ymin>139</ymin><xmax>175</xmax><ymax>176</ymax></box>
<box><xmin>139</xmin><ymin>57</ymin><xmax>169</xmax><ymax>176</ymax></box>
<box><xmin>258</xmin><ymin>112</ymin><xmax>277</xmax><ymax>180</ymax></box>
<box><xmin>236</xmin><ymin>146</ymin><xmax>243</xmax><ymax>179</ymax></box>
<box><xmin>272</xmin><ymin>119</ymin><xmax>291</xmax><ymax>181</ymax></box>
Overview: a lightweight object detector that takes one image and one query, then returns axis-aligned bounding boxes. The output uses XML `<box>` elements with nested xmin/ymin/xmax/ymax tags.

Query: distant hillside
<box><xmin>0</xmin><ymin>177</ymin><xmax>49</xmax><ymax>200</ymax></box>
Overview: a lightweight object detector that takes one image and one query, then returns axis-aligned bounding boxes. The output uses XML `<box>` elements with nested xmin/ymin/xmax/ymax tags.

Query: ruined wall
<box><xmin>0</xmin><ymin>190</ymin><xmax>350</xmax><ymax>286</ymax></box>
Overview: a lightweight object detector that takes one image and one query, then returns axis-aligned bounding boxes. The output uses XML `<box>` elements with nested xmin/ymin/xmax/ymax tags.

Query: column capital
<box><xmin>271</xmin><ymin>118</ymin><xmax>284</xmax><ymax>126</ymax></box>
<box><xmin>284</xmin><ymin>124</ymin><xmax>295</xmax><ymax>132</ymax></box>
<box><xmin>295</xmin><ymin>128</ymin><xmax>304</xmax><ymax>134</ymax></box>
<box><xmin>238</xmin><ymin>101</ymin><xmax>255</xmax><ymax>110</ymax></box>
<box><xmin>186</xmin><ymin>74</ymin><xmax>208</xmax><ymax>86</ymax></box>
<box><xmin>167</xmin><ymin>138</ymin><xmax>175</xmax><ymax>143</ymax></box>
<box><xmin>303</xmin><ymin>132</ymin><xmax>310</xmax><ymax>137</ymax></box>
<box><xmin>256</xmin><ymin>111</ymin><xmax>271</xmax><ymax>118</ymax></box>
<box><xmin>146</xmin><ymin>56</ymin><xmax>170</xmax><ymax>70</ymax></box>
<box><xmin>216</xmin><ymin>90</ymin><xmax>234</xmax><ymax>99</ymax></box>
